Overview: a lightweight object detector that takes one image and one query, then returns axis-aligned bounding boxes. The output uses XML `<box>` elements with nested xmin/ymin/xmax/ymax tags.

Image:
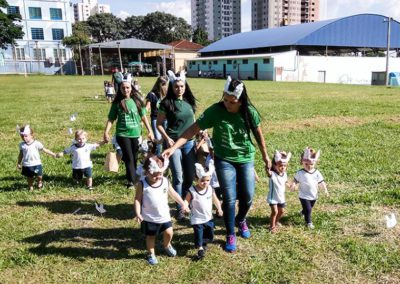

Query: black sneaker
<box><xmin>197</xmin><ymin>249</ymin><xmax>205</xmax><ymax>259</ymax></box>
<box><xmin>126</xmin><ymin>182</ymin><xmax>135</xmax><ymax>189</ymax></box>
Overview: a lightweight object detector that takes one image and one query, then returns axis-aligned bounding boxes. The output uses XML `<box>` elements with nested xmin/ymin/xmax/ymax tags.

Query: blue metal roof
<box><xmin>200</xmin><ymin>14</ymin><xmax>400</xmax><ymax>53</ymax></box>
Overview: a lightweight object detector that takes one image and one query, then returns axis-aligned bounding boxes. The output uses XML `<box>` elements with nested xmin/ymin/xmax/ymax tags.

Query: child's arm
<box><xmin>319</xmin><ymin>181</ymin><xmax>329</xmax><ymax>197</ymax></box>
<box><xmin>42</xmin><ymin>147</ymin><xmax>57</xmax><ymax>158</ymax></box>
<box><xmin>184</xmin><ymin>192</ymin><xmax>192</xmax><ymax>213</ymax></box>
<box><xmin>16</xmin><ymin>150</ymin><xmax>23</xmax><ymax>169</ymax></box>
<box><xmin>134</xmin><ymin>182</ymin><xmax>144</xmax><ymax>223</ymax></box>
<box><xmin>212</xmin><ymin>191</ymin><xmax>223</xmax><ymax>217</ymax></box>
<box><xmin>168</xmin><ymin>183</ymin><xmax>189</xmax><ymax>213</ymax></box>
<box><xmin>289</xmin><ymin>180</ymin><xmax>298</xmax><ymax>192</ymax></box>
<box><xmin>254</xmin><ymin>169</ymin><xmax>260</xmax><ymax>182</ymax></box>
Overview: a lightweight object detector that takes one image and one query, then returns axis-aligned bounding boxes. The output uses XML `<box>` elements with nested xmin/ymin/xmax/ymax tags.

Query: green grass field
<box><xmin>0</xmin><ymin>75</ymin><xmax>399</xmax><ymax>283</ymax></box>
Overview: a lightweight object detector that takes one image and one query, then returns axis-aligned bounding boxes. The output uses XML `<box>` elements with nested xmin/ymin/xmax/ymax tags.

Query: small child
<box><xmin>134</xmin><ymin>155</ymin><xmax>189</xmax><ymax>265</ymax></box>
<box><xmin>57</xmin><ymin>129</ymin><xmax>105</xmax><ymax>190</ymax></box>
<box><xmin>290</xmin><ymin>147</ymin><xmax>329</xmax><ymax>229</ymax></box>
<box><xmin>184</xmin><ymin>161</ymin><xmax>223</xmax><ymax>259</ymax></box>
<box><xmin>105</xmin><ymin>82</ymin><xmax>115</xmax><ymax>103</ymax></box>
<box><xmin>16</xmin><ymin>125</ymin><xmax>57</xmax><ymax>191</ymax></box>
<box><xmin>136</xmin><ymin>139</ymin><xmax>156</xmax><ymax>180</ymax></box>
<box><xmin>267</xmin><ymin>150</ymin><xmax>291</xmax><ymax>233</ymax></box>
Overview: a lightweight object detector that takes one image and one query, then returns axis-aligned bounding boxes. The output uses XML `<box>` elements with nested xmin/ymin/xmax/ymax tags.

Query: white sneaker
<box><xmin>307</xmin><ymin>223</ymin><xmax>315</xmax><ymax>229</ymax></box>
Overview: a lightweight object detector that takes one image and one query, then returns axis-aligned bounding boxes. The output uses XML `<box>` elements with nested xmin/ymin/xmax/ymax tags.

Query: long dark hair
<box><xmin>113</xmin><ymin>81</ymin><xmax>144</xmax><ymax>115</ymax></box>
<box><xmin>160</xmin><ymin>78</ymin><xmax>197</xmax><ymax>113</ymax></box>
<box><xmin>219</xmin><ymin>78</ymin><xmax>261</xmax><ymax>145</ymax></box>
<box><xmin>150</xmin><ymin>76</ymin><xmax>168</xmax><ymax>99</ymax></box>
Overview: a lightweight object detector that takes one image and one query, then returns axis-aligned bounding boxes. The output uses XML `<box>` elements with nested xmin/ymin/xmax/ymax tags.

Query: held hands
<box><xmin>56</xmin><ymin>152</ymin><xmax>64</xmax><ymax>158</ymax></box>
<box><xmin>289</xmin><ymin>183</ymin><xmax>296</xmax><ymax>192</ymax></box>
<box><xmin>136</xmin><ymin>214</ymin><xmax>143</xmax><ymax>223</ymax></box>
<box><xmin>216</xmin><ymin>208</ymin><xmax>223</xmax><ymax>217</ymax></box>
<box><xmin>103</xmin><ymin>132</ymin><xmax>111</xmax><ymax>143</ymax></box>
<box><xmin>16</xmin><ymin>164</ymin><xmax>21</xmax><ymax>170</ymax></box>
<box><xmin>166</xmin><ymin>137</ymin><xmax>175</xmax><ymax>148</ymax></box>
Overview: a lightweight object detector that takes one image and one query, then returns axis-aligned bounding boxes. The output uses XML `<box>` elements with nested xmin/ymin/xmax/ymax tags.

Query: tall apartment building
<box><xmin>1</xmin><ymin>0</ymin><xmax>73</xmax><ymax>73</ymax></box>
<box><xmin>252</xmin><ymin>0</ymin><xmax>320</xmax><ymax>30</ymax></box>
<box><xmin>73</xmin><ymin>0</ymin><xmax>110</xmax><ymax>22</ymax></box>
<box><xmin>191</xmin><ymin>0</ymin><xmax>241</xmax><ymax>41</ymax></box>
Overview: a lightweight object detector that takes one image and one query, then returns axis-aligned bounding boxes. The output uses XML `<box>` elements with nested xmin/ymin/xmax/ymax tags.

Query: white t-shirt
<box><xmin>267</xmin><ymin>171</ymin><xmax>287</xmax><ymax>204</ymax></box>
<box><xmin>141</xmin><ymin>177</ymin><xmax>171</xmax><ymax>223</ymax></box>
<box><xmin>294</xmin><ymin>169</ymin><xmax>324</xmax><ymax>200</ymax></box>
<box><xmin>19</xmin><ymin>140</ymin><xmax>44</xmax><ymax>167</ymax></box>
<box><xmin>188</xmin><ymin>185</ymin><xmax>214</xmax><ymax>225</ymax></box>
<box><xmin>64</xmin><ymin>143</ymin><xmax>98</xmax><ymax>169</ymax></box>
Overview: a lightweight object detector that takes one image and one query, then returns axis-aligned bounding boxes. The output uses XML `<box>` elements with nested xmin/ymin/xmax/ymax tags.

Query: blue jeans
<box><xmin>215</xmin><ymin>157</ymin><xmax>255</xmax><ymax>236</ymax></box>
<box><xmin>193</xmin><ymin>220</ymin><xmax>215</xmax><ymax>248</ymax></box>
<box><xmin>151</xmin><ymin>119</ymin><xmax>166</xmax><ymax>156</ymax></box>
<box><xmin>169</xmin><ymin>140</ymin><xmax>196</xmax><ymax>210</ymax></box>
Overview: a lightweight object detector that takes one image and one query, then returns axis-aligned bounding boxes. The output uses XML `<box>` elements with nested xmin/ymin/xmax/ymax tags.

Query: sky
<box><xmin>97</xmin><ymin>0</ymin><xmax>400</xmax><ymax>32</ymax></box>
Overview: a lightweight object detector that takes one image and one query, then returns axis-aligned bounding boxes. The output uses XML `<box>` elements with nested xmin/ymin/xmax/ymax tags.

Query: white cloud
<box><xmin>117</xmin><ymin>10</ymin><xmax>130</xmax><ymax>20</ymax></box>
<box><xmin>150</xmin><ymin>0</ymin><xmax>191</xmax><ymax>23</ymax></box>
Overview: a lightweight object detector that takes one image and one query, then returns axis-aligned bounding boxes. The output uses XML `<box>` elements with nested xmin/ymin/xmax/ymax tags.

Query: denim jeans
<box><xmin>192</xmin><ymin>220</ymin><xmax>215</xmax><ymax>248</ymax></box>
<box><xmin>215</xmin><ymin>157</ymin><xmax>255</xmax><ymax>236</ymax></box>
<box><xmin>151</xmin><ymin>119</ymin><xmax>162</xmax><ymax>155</ymax></box>
<box><xmin>169</xmin><ymin>139</ymin><xmax>196</xmax><ymax>210</ymax></box>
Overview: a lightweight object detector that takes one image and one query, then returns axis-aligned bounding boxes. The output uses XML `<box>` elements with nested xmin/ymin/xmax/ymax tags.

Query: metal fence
<box><xmin>0</xmin><ymin>61</ymin><xmax>76</xmax><ymax>75</ymax></box>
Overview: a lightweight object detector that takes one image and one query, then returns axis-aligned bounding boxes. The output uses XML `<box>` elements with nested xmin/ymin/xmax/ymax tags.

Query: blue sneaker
<box><xmin>225</xmin><ymin>234</ymin><xmax>236</xmax><ymax>252</ymax></box>
<box><xmin>238</xmin><ymin>220</ymin><xmax>251</xmax><ymax>239</ymax></box>
<box><xmin>164</xmin><ymin>245</ymin><xmax>177</xmax><ymax>257</ymax></box>
<box><xmin>146</xmin><ymin>254</ymin><xmax>158</xmax><ymax>265</ymax></box>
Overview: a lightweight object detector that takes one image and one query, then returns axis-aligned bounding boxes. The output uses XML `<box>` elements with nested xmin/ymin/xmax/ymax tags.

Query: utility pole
<box><xmin>117</xmin><ymin>42</ymin><xmax>123</xmax><ymax>71</ymax></box>
<box><xmin>385</xmin><ymin>17</ymin><xmax>392</xmax><ymax>87</ymax></box>
<box><xmin>78</xmin><ymin>43</ymin><xmax>84</xmax><ymax>76</ymax></box>
<box><xmin>99</xmin><ymin>45</ymin><xmax>104</xmax><ymax>76</ymax></box>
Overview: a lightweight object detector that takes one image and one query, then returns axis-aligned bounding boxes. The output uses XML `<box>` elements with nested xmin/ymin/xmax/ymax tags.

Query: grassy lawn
<box><xmin>0</xmin><ymin>75</ymin><xmax>399</xmax><ymax>283</ymax></box>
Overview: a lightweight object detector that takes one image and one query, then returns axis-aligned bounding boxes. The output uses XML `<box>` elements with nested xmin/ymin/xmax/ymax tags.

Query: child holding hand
<box><xmin>134</xmin><ymin>155</ymin><xmax>189</xmax><ymax>265</ymax></box>
<box><xmin>290</xmin><ymin>147</ymin><xmax>329</xmax><ymax>229</ymax></box>
<box><xmin>17</xmin><ymin>125</ymin><xmax>57</xmax><ymax>191</ymax></box>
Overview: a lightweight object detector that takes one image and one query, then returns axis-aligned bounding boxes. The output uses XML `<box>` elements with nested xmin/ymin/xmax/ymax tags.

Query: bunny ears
<box><xmin>224</xmin><ymin>76</ymin><xmax>244</xmax><ymax>99</ymax></box>
<box><xmin>148</xmin><ymin>157</ymin><xmax>169</xmax><ymax>174</ymax></box>
<box><xmin>274</xmin><ymin>150</ymin><xmax>292</xmax><ymax>164</ymax></box>
<box><xmin>195</xmin><ymin>160</ymin><xmax>215</xmax><ymax>179</ymax></box>
<box><xmin>303</xmin><ymin>147</ymin><xmax>320</xmax><ymax>163</ymax></box>
<box><xmin>122</xmin><ymin>73</ymin><xmax>132</xmax><ymax>84</ymax></box>
<box><xmin>20</xmin><ymin>125</ymin><xmax>31</xmax><ymax>135</ymax></box>
<box><xmin>168</xmin><ymin>70</ymin><xmax>186</xmax><ymax>84</ymax></box>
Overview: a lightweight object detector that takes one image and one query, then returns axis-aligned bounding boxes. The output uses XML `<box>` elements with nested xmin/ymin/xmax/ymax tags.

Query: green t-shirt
<box><xmin>108</xmin><ymin>98</ymin><xmax>146</xmax><ymax>138</ymax></box>
<box><xmin>196</xmin><ymin>103</ymin><xmax>261</xmax><ymax>163</ymax></box>
<box><xmin>159</xmin><ymin>99</ymin><xmax>195</xmax><ymax>141</ymax></box>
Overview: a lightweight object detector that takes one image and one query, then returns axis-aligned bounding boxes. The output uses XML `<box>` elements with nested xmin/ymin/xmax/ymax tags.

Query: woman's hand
<box><xmin>166</xmin><ymin>137</ymin><xmax>175</xmax><ymax>148</ymax></box>
<box><xmin>103</xmin><ymin>132</ymin><xmax>110</xmax><ymax>143</ymax></box>
<box><xmin>136</xmin><ymin>214</ymin><xmax>143</xmax><ymax>223</ymax></box>
<box><xmin>264</xmin><ymin>157</ymin><xmax>271</xmax><ymax>174</ymax></box>
<box><xmin>162</xmin><ymin>147</ymin><xmax>175</xmax><ymax>159</ymax></box>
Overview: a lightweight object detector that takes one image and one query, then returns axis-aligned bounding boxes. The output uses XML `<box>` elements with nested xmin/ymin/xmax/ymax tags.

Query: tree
<box><xmin>62</xmin><ymin>23</ymin><xmax>91</xmax><ymax>75</ymax></box>
<box><xmin>123</xmin><ymin>15</ymin><xmax>145</xmax><ymax>39</ymax></box>
<box><xmin>0</xmin><ymin>0</ymin><xmax>24</xmax><ymax>49</ymax></box>
<box><xmin>87</xmin><ymin>13</ymin><xmax>125</xmax><ymax>43</ymax></box>
<box><xmin>192</xmin><ymin>28</ymin><xmax>209</xmax><ymax>46</ymax></box>
<box><xmin>140</xmin><ymin>12</ymin><xmax>191</xmax><ymax>44</ymax></box>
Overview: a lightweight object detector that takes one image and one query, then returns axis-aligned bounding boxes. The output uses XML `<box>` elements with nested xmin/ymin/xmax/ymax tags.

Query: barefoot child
<box><xmin>185</xmin><ymin>161</ymin><xmax>223</xmax><ymax>259</ymax></box>
<box><xmin>267</xmin><ymin>150</ymin><xmax>291</xmax><ymax>233</ymax></box>
<box><xmin>57</xmin><ymin>129</ymin><xmax>105</xmax><ymax>190</ymax></box>
<box><xmin>290</xmin><ymin>147</ymin><xmax>329</xmax><ymax>229</ymax></box>
<box><xmin>17</xmin><ymin>125</ymin><xmax>57</xmax><ymax>191</ymax></box>
<box><xmin>134</xmin><ymin>155</ymin><xmax>189</xmax><ymax>265</ymax></box>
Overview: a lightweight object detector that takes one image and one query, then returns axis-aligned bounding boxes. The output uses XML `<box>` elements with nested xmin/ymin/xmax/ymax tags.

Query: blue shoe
<box><xmin>146</xmin><ymin>254</ymin><xmax>158</xmax><ymax>265</ymax></box>
<box><xmin>164</xmin><ymin>245</ymin><xmax>177</xmax><ymax>257</ymax></box>
<box><xmin>238</xmin><ymin>220</ymin><xmax>251</xmax><ymax>239</ymax></box>
<box><xmin>225</xmin><ymin>234</ymin><xmax>236</xmax><ymax>252</ymax></box>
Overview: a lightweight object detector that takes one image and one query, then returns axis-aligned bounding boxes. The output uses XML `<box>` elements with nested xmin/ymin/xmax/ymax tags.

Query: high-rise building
<box><xmin>252</xmin><ymin>0</ymin><xmax>320</xmax><ymax>30</ymax></box>
<box><xmin>191</xmin><ymin>0</ymin><xmax>241</xmax><ymax>41</ymax></box>
<box><xmin>73</xmin><ymin>0</ymin><xmax>110</xmax><ymax>22</ymax></box>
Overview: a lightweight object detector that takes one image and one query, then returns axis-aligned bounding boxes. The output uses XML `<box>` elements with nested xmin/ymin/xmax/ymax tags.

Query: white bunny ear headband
<box><xmin>274</xmin><ymin>150</ymin><xmax>292</xmax><ymax>164</ymax></box>
<box><xmin>195</xmin><ymin>160</ymin><xmax>215</xmax><ymax>179</ymax></box>
<box><xmin>20</xmin><ymin>125</ymin><xmax>31</xmax><ymax>135</ymax></box>
<box><xmin>167</xmin><ymin>70</ymin><xmax>186</xmax><ymax>84</ymax></box>
<box><xmin>148</xmin><ymin>157</ymin><xmax>169</xmax><ymax>174</ymax></box>
<box><xmin>140</xmin><ymin>140</ymin><xmax>149</xmax><ymax>153</ymax></box>
<box><xmin>303</xmin><ymin>147</ymin><xmax>320</xmax><ymax>163</ymax></box>
<box><xmin>224</xmin><ymin>76</ymin><xmax>244</xmax><ymax>99</ymax></box>
<box><xmin>122</xmin><ymin>73</ymin><xmax>132</xmax><ymax>84</ymax></box>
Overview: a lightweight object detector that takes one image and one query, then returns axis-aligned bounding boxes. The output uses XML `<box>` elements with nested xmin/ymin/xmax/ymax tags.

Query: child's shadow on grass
<box><xmin>23</xmin><ymin>227</ymin><xmax>145</xmax><ymax>260</ymax></box>
<box><xmin>17</xmin><ymin>200</ymin><xmax>135</xmax><ymax>220</ymax></box>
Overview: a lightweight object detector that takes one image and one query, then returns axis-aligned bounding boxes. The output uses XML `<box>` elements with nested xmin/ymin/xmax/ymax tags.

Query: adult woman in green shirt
<box><xmin>163</xmin><ymin>77</ymin><xmax>271</xmax><ymax>252</ymax></box>
<box><xmin>104</xmin><ymin>80</ymin><xmax>154</xmax><ymax>188</ymax></box>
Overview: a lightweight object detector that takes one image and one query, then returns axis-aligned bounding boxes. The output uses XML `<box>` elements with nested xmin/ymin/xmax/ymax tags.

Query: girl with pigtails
<box><xmin>163</xmin><ymin>76</ymin><xmax>271</xmax><ymax>253</ymax></box>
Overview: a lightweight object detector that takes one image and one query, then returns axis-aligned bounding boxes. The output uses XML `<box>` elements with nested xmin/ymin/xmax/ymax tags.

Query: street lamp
<box><xmin>117</xmin><ymin>41</ymin><xmax>123</xmax><ymax>71</ymax></box>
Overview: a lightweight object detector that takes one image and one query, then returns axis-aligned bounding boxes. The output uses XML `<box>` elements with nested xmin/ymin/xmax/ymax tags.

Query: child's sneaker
<box><xmin>307</xmin><ymin>223</ymin><xmax>315</xmax><ymax>229</ymax></box>
<box><xmin>197</xmin><ymin>248</ymin><xmax>205</xmax><ymax>259</ymax></box>
<box><xmin>87</xmin><ymin>186</ymin><xmax>93</xmax><ymax>190</ymax></box>
<box><xmin>126</xmin><ymin>182</ymin><xmax>135</xmax><ymax>190</ymax></box>
<box><xmin>164</xmin><ymin>245</ymin><xmax>177</xmax><ymax>257</ymax></box>
<box><xmin>225</xmin><ymin>234</ymin><xmax>236</xmax><ymax>252</ymax></box>
<box><xmin>146</xmin><ymin>254</ymin><xmax>158</xmax><ymax>265</ymax></box>
<box><xmin>237</xmin><ymin>219</ymin><xmax>251</xmax><ymax>239</ymax></box>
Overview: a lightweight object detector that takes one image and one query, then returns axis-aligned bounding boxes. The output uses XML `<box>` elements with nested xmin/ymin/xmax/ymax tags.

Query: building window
<box><xmin>29</xmin><ymin>7</ymin><xmax>42</xmax><ymax>19</ymax></box>
<box><xmin>7</xmin><ymin>6</ymin><xmax>20</xmax><ymax>15</ymax></box>
<box><xmin>14</xmin><ymin>48</ymin><xmax>25</xmax><ymax>60</ymax></box>
<box><xmin>263</xmin><ymin>58</ymin><xmax>270</xmax><ymax>64</ymax></box>
<box><xmin>50</xmin><ymin>8</ymin><xmax>63</xmax><ymax>20</ymax></box>
<box><xmin>227</xmin><ymin>60</ymin><xmax>232</xmax><ymax>64</ymax></box>
<box><xmin>31</xmin><ymin>28</ymin><xmax>44</xmax><ymax>40</ymax></box>
<box><xmin>242</xmin><ymin>59</ymin><xmax>248</xmax><ymax>64</ymax></box>
<box><xmin>52</xmin><ymin>29</ymin><xmax>64</xmax><ymax>40</ymax></box>
<box><xmin>213</xmin><ymin>60</ymin><xmax>218</xmax><ymax>65</ymax></box>
<box><xmin>33</xmin><ymin>48</ymin><xmax>46</xmax><ymax>60</ymax></box>
<box><xmin>202</xmin><ymin>60</ymin><xmax>206</xmax><ymax>65</ymax></box>
<box><xmin>53</xmin><ymin>48</ymin><xmax>67</xmax><ymax>60</ymax></box>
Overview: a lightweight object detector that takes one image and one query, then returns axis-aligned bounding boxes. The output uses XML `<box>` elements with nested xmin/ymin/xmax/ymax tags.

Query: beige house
<box><xmin>167</xmin><ymin>40</ymin><xmax>203</xmax><ymax>72</ymax></box>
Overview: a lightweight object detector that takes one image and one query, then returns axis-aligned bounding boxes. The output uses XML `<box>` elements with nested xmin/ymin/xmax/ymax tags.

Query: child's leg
<box><xmin>86</xmin><ymin>177</ymin><xmax>93</xmax><ymax>188</ymax></box>
<box><xmin>37</xmin><ymin>176</ymin><xmax>43</xmax><ymax>189</ymax></box>
<box><xmin>300</xmin><ymin>198</ymin><xmax>314</xmax><ymax>224</ymax></box>
<box><xmin>162</xmin><ymin>227</ymin><xmax>173</xmax><ymax>248</ymax></box>
<box><xmin>276</xmin><ymin>206</ymin><xmax>285</xmax><ymax>224</ymax></box>
<box><xmin>27</xmin><ymin>177</ymin><xmax>34</xmax><ymax>190</ymax></box>
<box><xmin>269</xmin><ymin>204</ymin><xmax>278</xmax><ymax>229</ymax></box>
<box><xmin>146</xmin><ymin>235</ymin><xmax>156</xmax><ymax>256</ymax></box>
<box><xmin>203</xmin><ymin>222</ymin><xmax>214</xmax><ymax>245</ymax></box>
<box><xmin>193</xmin><ymin>224</ymin><xmax>204</xmax><ymax>249</ymax></box>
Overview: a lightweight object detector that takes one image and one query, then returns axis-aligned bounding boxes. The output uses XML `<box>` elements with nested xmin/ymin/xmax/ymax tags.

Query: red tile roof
<box><xmin>167</xmin><ymin>40</ymin><xmax>203</xmax><ymax>51</ymax></box>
